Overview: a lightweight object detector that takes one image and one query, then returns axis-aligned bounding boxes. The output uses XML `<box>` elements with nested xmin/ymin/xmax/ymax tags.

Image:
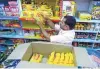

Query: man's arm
<box><xmin>46</xmin><ymin>18</ymin><xmax>55</xmax><ymax>29</ymax></box>
<box><xmin>41</xmin><ymin>14</ymin><xmax>55</xmax><ymax>29</ymax></box>
<box><xmin>36</xmin><ymin>21</ymin><xmax>50</xmax><ymax>41</ymax></box>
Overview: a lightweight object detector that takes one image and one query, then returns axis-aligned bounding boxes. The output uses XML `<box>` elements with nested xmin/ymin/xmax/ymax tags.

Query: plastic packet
<box><xmin>8</xmin><ymin>1</ymin><xmax>18</xmax><ymax>7</ymax></box>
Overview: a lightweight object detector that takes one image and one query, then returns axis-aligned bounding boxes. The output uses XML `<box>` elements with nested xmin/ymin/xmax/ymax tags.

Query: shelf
<box><xmin>20</xmin><ymin>17</ymin><xmax>100</xmax><ymax>23</ymax></box>
<box><xmin>19</xmin><ymin>18</ymin><xmax>34</xmax><ymax>21</ymax></box>
<box><xmin>0</xmin><ymin>16</ymin><xmax>19</xmax><ymax>20</ymax></box>
<box><xmin>0</xmin><ymin>35</ymin><xmax>24</xmax><ymax>39</ymax></box>
<box><xmin>23</xmin><ymin>28</ymin><xmax>54</xmax><ymax>31</ymax></box>
<box><xmin>73</xmin><ymin>39</ymin><xmax>95</xmax><ymax>42</ymax></box>
<box><xmin>0</xmin><ymin>35</ymin><xmax>46</xmax><ymax>40</ymax></box>
<box><xmin>95</xmin><ymin>49</ymin><xmax>100</xmax><ymax>50</ymax></box>
<box><xmin>95</xmin><ymin>40</ymin><xmax>100</xmax><ymax>43</ymax></box>
<box><xmin>0</xmin><ymin>43</ymin><xmax>14</xmax><ymax>46</ymax></box>
<box><xmin>0</xmin><ymin>27</ymin><xmax>21</xmax><ymax>30</ymax></box>
<box><xmin>24</xmin><ymin>37</ymin><xmax>43</xmax><ymax>40</ymax></box>
<box><xmin>19</xmin><ymin>17</ymin><xmax>60</xmax><ymax>23</ymax></box>
<box><xmin>76</xmin><ymin>18</ymin><xmax>100</xmax><ymax>23</ymax></box>
<box><xmin>75</xmin><ymin>30</ymin><xmax>98</xmax><ymax>33</ymax></box>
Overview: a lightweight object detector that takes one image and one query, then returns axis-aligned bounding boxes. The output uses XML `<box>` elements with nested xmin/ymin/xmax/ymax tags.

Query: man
<box><xmin>36</xmin><ymin>15</ymin><xmax>76</xmax><ymax>45</ymax></box>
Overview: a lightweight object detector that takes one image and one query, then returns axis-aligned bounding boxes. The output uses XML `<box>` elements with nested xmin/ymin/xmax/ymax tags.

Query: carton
<box><xmin>7</xmin><ymin>42</ymin><xmax>95</xmax><ymax>68</ymax></box>
<box><xmin>22</xmin><ymin>42</ymin><xmax>77</xmax><ymax>67</ymax></box>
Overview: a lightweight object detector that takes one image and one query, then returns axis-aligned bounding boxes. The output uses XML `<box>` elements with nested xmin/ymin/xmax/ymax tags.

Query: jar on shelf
<box><xmin>95</xmin><ymin>24</ymin><xmax>99</xmax><ymax>31</ymax></box>
<box><xmin>87</xmin><ymin>24</ymin><xmax>91</xmax><ymax>30</ymax></box>
<box><xmin>91</xmin><ymin>23</ymin><xmax>95</xmax><ymax>31</ymax></box>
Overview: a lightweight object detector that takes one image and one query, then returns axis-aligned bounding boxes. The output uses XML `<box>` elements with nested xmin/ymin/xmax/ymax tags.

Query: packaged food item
<box><xmin>62</xmin><ymin>1</ymin><xmax>76</xmax><ymax>16</ymax></box>
<box><xmin>0</xmin><ymin>4</ymin><xmax>4</xmax><ymax>12</ymax></box>
<box><xmin>4</xmin><ymin>6</ymin><xmax>11</xmax><ymax>16</ymax></box>
<box><xmin>9</xmin><ymin>6</ymin><xmax>19</xmax><ymax>16</ymax></box>
<box><xmin>30</xmin><ymin>53</ymin><xmax>43</xmax><ymax>63</ymax></box>
<box><xmin>0</xmin><ymin>12</ymin><xmax>5</xmax><ymax>16</ymax></box>
<box><xmin>8</xmin><ymin>1</ymin><xmax>18</xmax><ymax>7</ymax></box>
<box><xmin>92</xmin><ymin>1</ymin><xmax>100</xmax><ymax>20</ymax></box>
<box><xmin>79</xmin><ymin>12</ymin><xmax>92</xmax><ymax>20</ymax></box>
<box><xmin>0</xmin><ymin>4</ymin><xmax>5</xmax><ymax>16</ymax></box>
<box><xmin>55</xmin><ymin>0</ymin><xmax>60</xmax><ymax>17</ymax></box>
<box><xmin>47</xmin><ymin>51</ymin><xmax>55</xmax><ymax>64</ymax></box>
<box><xmin>47</xmin><ymin>52</ymin><xmax>75</xmax><ymax>66</ymax></box>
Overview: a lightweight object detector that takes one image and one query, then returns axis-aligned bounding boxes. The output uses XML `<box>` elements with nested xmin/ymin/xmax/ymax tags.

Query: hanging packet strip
<box><xmin>3</xmin><ymin>59</ymin><xmax>20</xmax><ymax>68</ymax></box>
<box><xmin>4</xmin><ymin>6</ymin><xmax>11</xmax><ymax>16</ymax></box>
<box><xmin>8</xmin><ymin>1</ymin><xmax>18</xmax><ymax>7</ymax></box>
<box><xmin>9</xmin><ymin>6</ymin><xmax>19</xmax><ymax>16</ymax></box>
<box><xmin>0</xmin><ymin>4</ymin><xmax>4</xmax><ymax>12</ymax></box>
<box><xmin>0</xmin><ymin>4</ymin><xmax>5</xmax><ymax>16</ymax></box>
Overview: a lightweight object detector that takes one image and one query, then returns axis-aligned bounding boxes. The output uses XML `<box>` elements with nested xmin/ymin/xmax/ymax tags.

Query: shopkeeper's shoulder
<box><xmin>61</xmin><ymin>29</ymin><xmax>75</xmax><ymax>36</ymax></box>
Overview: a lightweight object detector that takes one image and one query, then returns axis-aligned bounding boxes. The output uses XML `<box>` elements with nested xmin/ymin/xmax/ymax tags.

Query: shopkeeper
<box><xmin>36</xmin><ymin>15</ymin><xmax>76</xmax><ymax>45</ymax></box>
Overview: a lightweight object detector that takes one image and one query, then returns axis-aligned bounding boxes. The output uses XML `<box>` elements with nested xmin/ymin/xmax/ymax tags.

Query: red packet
<box><xmin>9</xmin><ymin>6</ymin><xmax>19</xmax><ymax>16</ymax></box>
<box><xmin>8</xmin><ymin>1</ymin><xmax>18</xmax><ymax>7</ymax></box>
<box><xmin>4</xmin><ymin>6</ymin><xmax>11</xmax><ymax>16</ymax></box>
<box><xmin>4</xmin><ymin>6</ymin><xmax>10</xmax><ymax>12</ymax></box>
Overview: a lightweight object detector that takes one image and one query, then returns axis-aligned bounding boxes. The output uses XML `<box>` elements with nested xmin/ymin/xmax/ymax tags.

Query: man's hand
<box><xmin>41</xmin><ymin>12</ymin><xmax>50</xmax><ymax>21</ymax></box>
<box><xmin>34</xmin><ymin>17</ymin><xmax>50</xmax><ymax>41</ymax></box>
<box><xmin>36</xmin><ymin>20</ymin><xmax>43</xmax><ymax>27</ymax></box>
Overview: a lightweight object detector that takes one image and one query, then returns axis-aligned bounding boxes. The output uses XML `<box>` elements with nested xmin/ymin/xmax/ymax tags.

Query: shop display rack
<box><xmin>0</xmin><ymin>0</ymin><xmax>100</xmax><ymax>52</ymax></box>
<box><xmin>0</xmin><ymin>0</ymin><xmax>100</xmax><ymax>68</ymax></box>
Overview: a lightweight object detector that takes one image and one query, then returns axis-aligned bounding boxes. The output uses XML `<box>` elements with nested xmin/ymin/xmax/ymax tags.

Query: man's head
<box><xmin>59</xmin><ymin>16</ymin><xmax>76</xmax><ymax>30</ymax></box>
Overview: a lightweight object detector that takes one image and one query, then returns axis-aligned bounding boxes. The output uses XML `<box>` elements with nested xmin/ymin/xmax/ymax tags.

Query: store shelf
<box><xmin>19</xmin><ymin>18</ymin><xmax>34</xmax><ymax>21</ymax></box>
<box><xmin>20</xmin><ymin>17</ymin><xmax>60</xmax><ymax>23</ymax></box>
<box><xmin>95</xmin><ymin>49</ymin><xmax>100</xmax><ymax>50</ymax></box>
<box><xmin>0</xmin><ymin>27</ymin><xmax>20</xmax><ymax>30</ymax></box>
<box><xmin>76</xmin><ymin>18</ymin><xmax>100</xmax><ymax>23</ymax></box>
<box><xmin>23</xmin><ymin>28</ymin><xmax>54</xmax><ymax>31</ymax></box>
<box><xmin>0</xmin><ymin>35</ymin><xmax>47</xmax><ymax>40</ymax></box>
<box><xmin>75</xmin><ymin>30</ymin><xmax>98</xmax><ymax>33</ymax></box>
<box><xmin>24</xmin><ymin>37</ymin><xmax>44</xmax><ymax>40</ymax></box>
<box><xmin>0</xmin><ymin>43</ymin><xmax>14</xmax><ymax>46</ymax></box>
<box><xmin>0</xmin><ymin>35</ymin><xmax>24</xmax><ymax>39</ymax></box>
<box><xmin>0</xmin><ymin>16</ymin><xmax>19</xmax><ymax>20</ymax></box>
<box><xmin>73</xmin><ymin>39</ymin><xmax>95</xmax><ymax>42</ymax></box>
<box><xmin>95</xmin><ymin>40</ymin><xmax>100</xmax><ymax>43</ymax></box>
<box><xmin>20</xmin><ymin>17</ymin><xmax>100</xmax><ymax>23</ymax></box>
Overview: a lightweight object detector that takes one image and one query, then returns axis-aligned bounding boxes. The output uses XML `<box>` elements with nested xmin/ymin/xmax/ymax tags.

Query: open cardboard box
<box><xmin>7</xmin><ymin>42</ymin><xmax>95</xmax><ymax>68</ymax></box>
<box><xmin>22</xmin><ymin>42</ymin><xmax>77</xmax><ymax>67</ymax></box>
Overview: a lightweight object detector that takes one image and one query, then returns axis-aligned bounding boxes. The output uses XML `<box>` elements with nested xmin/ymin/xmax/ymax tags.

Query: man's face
<box><xmin>59</xmin><ymin>18</ymin><xmax>67</xmax><ymax>30</ymax></box>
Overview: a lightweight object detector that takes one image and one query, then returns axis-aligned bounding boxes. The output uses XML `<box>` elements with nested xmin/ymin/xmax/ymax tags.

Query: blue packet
<box><xmin>0</xmin><ymin>4</ymin><xmax>4</xmax><ymax>12</ymax></box>
<box><xmin>87</xmin><ymin>49</ymin><xmax>100</xmax><ymax>67</ymax></box>
<box><xmin>3</xmin><ymin>59</ymin><xmax>20</xmax><ymax>68</ymax></box>
<box><xmin>0</xmin><ymin>12</ymin><xmax>6</xmax><ymax>16</ymax></box>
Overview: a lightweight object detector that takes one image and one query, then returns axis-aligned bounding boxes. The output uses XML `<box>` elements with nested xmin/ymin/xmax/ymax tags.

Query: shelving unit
<box><xmin>0</xmin><ymin>0</ymin><xmax>100</xmax><ymax>68</ymax></box>
<box><xmin>0</xmin><ymin>0</ymin><xmax>100</xmax><ymax>52</ymax></box>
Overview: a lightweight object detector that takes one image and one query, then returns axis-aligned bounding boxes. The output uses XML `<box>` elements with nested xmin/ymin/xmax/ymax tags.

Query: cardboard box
<box><xmin>7</xmin><ymin>42</ymin><xmax>95</xmax><ymax>68</ymax></box>
<box><xmin>22</xmin><ymin>42</ymin><xmax>77</xmax><ymax>67</ymax></box>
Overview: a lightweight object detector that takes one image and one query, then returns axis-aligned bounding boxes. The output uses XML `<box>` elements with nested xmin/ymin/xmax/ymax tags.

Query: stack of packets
<box><xmin>34</xmin><ymin>10</ymin><xmax>51</xmax><ymax>27</ymax></box>
<box><xmin>79</xmin><ymin>12</ymin><xmax>92</xmax><ymax>20</ymax></box>
<box><xmin>30</xmin><ymin>53</ymin><xmax>43</xmax><ymax>63</ymax></box>
<box><xmin>47</xmin><ymin>51</ymin><xmax>75</xmax><ymax>66</ymax></box>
